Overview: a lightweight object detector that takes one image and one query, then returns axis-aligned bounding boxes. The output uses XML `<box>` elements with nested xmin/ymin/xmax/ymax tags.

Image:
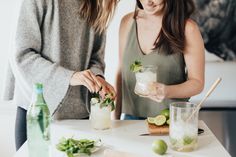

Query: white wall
<box><xmin>0</xmin><ymin>1</ymin><xmax>13</xmax><ymax>97</ymax></box>
<box><xmin>0</xmin><ymin>0</ymin><xmax>21</xmax><ymax>99</ymax></box>
<box><xmin>105</xmin><ymin>0</ymin><xmax>136</xmax><ymax>86</ymax></box>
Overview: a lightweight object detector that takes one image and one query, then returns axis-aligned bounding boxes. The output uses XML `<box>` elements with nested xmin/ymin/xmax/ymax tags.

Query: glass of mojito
<box><xmin>89</xmin><ymin>97</ymin><xmax>113</xmax><ymax>130</ymax></box>
<box><xmin>169</xmin><ymin>102</ymin><xmax>198</xmax><ymax>152</ymax></box>
<box><xmin>134</xmin><ymin>65</ymin><xmax>157</xmax><ymax>96</ymax></box>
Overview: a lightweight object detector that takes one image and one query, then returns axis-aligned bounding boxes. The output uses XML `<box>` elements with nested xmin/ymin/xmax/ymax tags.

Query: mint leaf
<box><xmin>130</xmin><ymin>60</ymin><xmax>143</xmax><ymax>73</ymax></box>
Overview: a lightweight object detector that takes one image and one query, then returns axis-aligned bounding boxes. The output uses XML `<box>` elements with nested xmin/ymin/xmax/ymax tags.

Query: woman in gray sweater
<box><xmin>3</xmin><ymin>0</ymin><xmax>117</xmax><ymax>150</ymax></box>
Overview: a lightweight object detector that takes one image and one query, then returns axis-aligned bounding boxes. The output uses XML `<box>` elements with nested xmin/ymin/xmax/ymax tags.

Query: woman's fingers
<box><xmin>149</xmin><ymin>95</ymin><xmax>163</xmax><ymax>102</ymax></box>
<box><xmin>80</xmin><ymin>75</ymin><xmax>95</xmax><ymax>92</ymax></box>
<box><xmin>143</xmin><ymin>82</ymin><xmax>166</xmax><ymax>102</ymax></box>
<box><xmin>96</xmin><ymin>76</ymin><xmax>116</xmax><ymax>98</ymax></box>
<box><xmin>78</xmin><ymin>78</ymin><xmax>92</xmax><ymax>92</ymax></box>
<box><xmin>106</xmin><ymin>84</ymin><xmax>116</xmax><ymax>99</ymax></box>
<box><xmin>70</xmin><ymin>70</ymin><xmax>104</xmax><ymax>93</ymax></box>
<box><xmin>87</xmin><ymin>71</ymin><xmax>102</xmax><ymax>92</ymax></box>
<box><xmin>79</xmin><ymin>70</ymin><xmax>98</xmax><ymax>92</ymax></box>
<box><xmin>71</xmin><ymin>70</ymin><xmax>116</xmax><ymax>96</ymax></box>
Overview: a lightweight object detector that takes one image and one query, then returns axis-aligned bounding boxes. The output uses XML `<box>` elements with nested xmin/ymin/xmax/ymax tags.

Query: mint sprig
<box><xmin>130</xmin><ymin>60</ymin><xmax>143</xmax><ymax>73</ymax></box>
<box><xmin>56</xmin><ymin>137</ymin><xmax>98</xmax><ymax>157</ymax></box>
<box><xmin>100</xmin><ymin>93</ymin><xmax>115</xmax><ymax>111</ymax></box>
<box><xmin>91</xmin><ymin>90</ymin><xmax>115</xmax><ymax>111</ymax></box>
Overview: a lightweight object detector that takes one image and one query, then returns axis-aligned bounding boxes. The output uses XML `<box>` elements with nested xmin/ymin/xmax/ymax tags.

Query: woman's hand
<box><xmin>96</xmin><ymin>76</ymin><xmax>116</xmax><ymax>99</ymax></box>
<box><xmin>70</xmin><ymin>70</ymin><xmax>102</xmax><ymax>93</ymax></box>
<box><xmin>70</xmin><ymin>70</ymin><xmax>116</xmax><ymax>98</ymax></box>
<box><xmin>147</xmin><ymin>82</ymin><xmax>168</xmax><ymax>102</ymax></box>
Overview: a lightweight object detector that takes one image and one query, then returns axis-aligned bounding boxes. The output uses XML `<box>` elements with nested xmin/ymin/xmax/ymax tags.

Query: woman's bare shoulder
<box><xmin>120</xmin><ymin>12</ymin><xmax>135</xmax><ymax>30</ymax></box>
<box><xmin>185</xmin><ymin>19</ymin><xmax>200</xmax><ymax>35</ymax></box>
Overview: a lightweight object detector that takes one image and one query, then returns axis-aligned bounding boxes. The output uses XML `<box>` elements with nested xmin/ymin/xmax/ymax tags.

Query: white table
<box><xmin>15</xmin><ymin>120</ymin><xmax>231</xmax><ymax>157</ymax></box>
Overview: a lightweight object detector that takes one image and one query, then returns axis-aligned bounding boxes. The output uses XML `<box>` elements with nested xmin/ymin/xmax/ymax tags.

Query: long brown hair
<box><xmin>136</xmin><ymin>0</ymin><xmax>195</xmax><ymax>54</ymax></box>
<box><xmin>79</xmin><ymin>0</ymin><xmax>118</xmax><ymax>34</ymax></box>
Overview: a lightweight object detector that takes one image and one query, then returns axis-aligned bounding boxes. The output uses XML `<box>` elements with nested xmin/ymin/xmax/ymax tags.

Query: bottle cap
<box><xmin>35</xmin><ymin>83</ymin><xmax>43</xmax><ymax>93</ymax></box>
<box><xmin>35</xmin><ymin>83</ymin><xmax>43</xmax><ymax>89</ymax></box>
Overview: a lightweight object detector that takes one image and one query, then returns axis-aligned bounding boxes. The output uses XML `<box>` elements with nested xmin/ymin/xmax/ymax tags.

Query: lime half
<box><xmin>154</xmin><ymin>115</ymin><xmax>166</xmax><ymax>126</ymax></box>
<box><xmin>147</xmin><ymin>117</ymin><xmax>156</xmax><ymax>124</ymax></box>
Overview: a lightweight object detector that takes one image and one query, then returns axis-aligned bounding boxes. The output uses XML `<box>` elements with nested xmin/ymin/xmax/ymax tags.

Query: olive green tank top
<box><xmin>122</xmin><ymin>19</ymin><xmax>189</xmax><ymax>117</ymax></box>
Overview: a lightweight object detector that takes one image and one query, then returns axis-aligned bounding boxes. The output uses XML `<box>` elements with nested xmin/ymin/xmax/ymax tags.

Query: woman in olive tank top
<box><xmin>115</xmin><ymin>0</ymin><xmax>205</xmax><ymax>120</ymax></box>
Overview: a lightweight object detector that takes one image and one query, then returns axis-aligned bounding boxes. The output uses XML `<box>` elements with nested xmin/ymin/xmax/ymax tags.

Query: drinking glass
<box><xmin>90</xmin><ymin>101</ymin><xmax>112</xmax><ymax>130</ymax></box>
<box><xmin>169</xmin><ymin>102</ymin><xmax>198</xmax><ymax>152</ymax></box>
<box><xmin>134</xmin><ymin>65</ymin><xmax>157</xmax><ymax>96</ymax></box>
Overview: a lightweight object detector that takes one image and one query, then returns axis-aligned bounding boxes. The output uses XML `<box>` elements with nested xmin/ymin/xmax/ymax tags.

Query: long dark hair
<box><xmin>136</xmin><ymin>0</ymin><xmax>195</xmax><ymax>54</ymax></box>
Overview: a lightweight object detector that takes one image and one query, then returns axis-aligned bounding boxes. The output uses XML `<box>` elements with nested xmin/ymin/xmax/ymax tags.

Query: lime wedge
<box><xmin>154</xmin><ymin>115</ymin><xmax>166</xmax><ymax>126</ymax></box>
<box><xmin>147</xmin><ymin>117</ymin><xmax>156</xmax><ymax>124</ymax></box>
<box><xmin>166</xmin><ymin>119</ymin><xmax>170</xmax><ymax>125</ymax></box>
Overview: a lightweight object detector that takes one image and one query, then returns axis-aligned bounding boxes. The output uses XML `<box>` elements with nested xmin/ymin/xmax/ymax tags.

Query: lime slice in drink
<box><xmin>154</xmin><ymin>115</ymin><xmax>166</xmax><ymax>126</ymax></box>
<box><xmin>152</xmin><ymin>139</ymin><xmax>168</xmax><ymax>155</ymax></box>
<box><xmin>183</xmin><ymin>136</ymin><xmax>194</xmax><ymax>145</ymax></box>
<box><xmin>133</xmin><ymin>66</ymin><xmax>143</xmax><ymax>73</ymax></box>
<box><xmin>147</xmin><ymin>117</ymin><xmax>156</xmax><ymax>124</ymax></box>
<box><xmin>166</xmin><ymin>119</ymin><xmax>170</xmax><ymax>125</ymax></box>
<box><xmin>160</xmin><ymin>109</ymin><xmax>170</xmax><ymax>119</ymax></box>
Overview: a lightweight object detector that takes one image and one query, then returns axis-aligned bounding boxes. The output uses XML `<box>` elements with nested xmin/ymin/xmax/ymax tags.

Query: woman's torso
<box><xmin>121</xmin><ymin>19</ymin><xmax>188</xmax><ymax>117</ymax></box>
<box><xmin>12</xmin><ymin>0</ymin><xmax>102</xmax><ymax>119</ymax></box>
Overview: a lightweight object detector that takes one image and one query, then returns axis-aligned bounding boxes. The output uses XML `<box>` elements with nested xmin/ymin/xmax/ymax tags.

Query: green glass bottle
<box><xmin>27</xmin><ymin>83</ymin><xmax>51</xmax><ymax>157</ymax></box>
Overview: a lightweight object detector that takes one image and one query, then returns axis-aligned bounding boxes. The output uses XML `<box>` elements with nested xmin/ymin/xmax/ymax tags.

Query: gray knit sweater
<box><xmin>3</xmin><ymin>0</ymin><xmax>106</xmax><ymax>119</ymax></box>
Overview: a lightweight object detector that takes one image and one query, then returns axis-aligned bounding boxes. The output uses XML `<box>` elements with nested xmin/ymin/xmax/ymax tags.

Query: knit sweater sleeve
<box><xmin>89</xmin><ymin>32</ymin><xmax>106</xmax><ymax>77</ymax></box>
<box><xmin>10</xmin><ymin>0</ymin><xmax>74</xmax><ymax>114</ymax></box>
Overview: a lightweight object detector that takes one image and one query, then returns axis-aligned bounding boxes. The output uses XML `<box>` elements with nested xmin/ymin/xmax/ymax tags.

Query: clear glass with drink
<box><xmin>90</xmin><ymin>98</ymin><xmax>112</xmax><ymax>130</ymax></box>
<box><xmin>169</xmin><ymin>102</ymin><xmax>198</xmax><ymax>152</ymax></box>
<box><xmin>134</xmin><ymin>65</ymin><xmax>157</xmax><ymax>96</ymax></box>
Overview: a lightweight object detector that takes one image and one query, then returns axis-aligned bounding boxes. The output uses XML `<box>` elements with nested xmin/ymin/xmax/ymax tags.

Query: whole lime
<box><xmin>160</xmin><ymin>109</ymin><xmax>170</xmax><ymax>119</ymax></box>
<box><xmin>152</xmin><ymin>139</ymin><xmax>167</xmax><ymax>155</ymax></box>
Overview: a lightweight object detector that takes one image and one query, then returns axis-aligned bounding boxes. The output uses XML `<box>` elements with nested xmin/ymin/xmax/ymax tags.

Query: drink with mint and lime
<box><xmin>169</xmin><ymin>102</ymin><xmax>198</xmax><ymax>152</ymax></box>
<box><xmin>90</xmin><ymin>94</ymin><xmax>115</xmax><ymax>130</ymax></box>
<box><xmin>130</xmin><ymin>61</ymin><xmax>157</xmax><ymax>96</ymax></box>
<box><xmin>27</xmin><ymin>83</ymin><xmax>51</xmax><ymax>157</ymax></box>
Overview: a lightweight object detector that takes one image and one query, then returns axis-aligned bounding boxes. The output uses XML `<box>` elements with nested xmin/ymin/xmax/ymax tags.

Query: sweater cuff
<box><xmin>90</xmin><ymin>66</ymin><xmax>104</xmax><ymax>77</ymax></box>
<box><xmin>45</xmin><ymin>67</ymin><xmax>75</xmax><ymax>115</ymax></box>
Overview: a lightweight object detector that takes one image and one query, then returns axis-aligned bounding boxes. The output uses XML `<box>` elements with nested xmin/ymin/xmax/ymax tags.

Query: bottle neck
<box><xmin>32</xmin><ymin>88</ymin><xmax>46</xmax><ymax>105</ymax></box>
<box><xmin>36</xmin><ymin>93</ymin><xmax>46</xmax><ymax>104</ymax></box>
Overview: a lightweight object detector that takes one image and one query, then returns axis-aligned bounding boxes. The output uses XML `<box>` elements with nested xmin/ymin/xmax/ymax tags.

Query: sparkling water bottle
<box><xmin>27</xmin><ymin>83</ymin><xmax>51</xmax><ymax>157</ymax></box>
